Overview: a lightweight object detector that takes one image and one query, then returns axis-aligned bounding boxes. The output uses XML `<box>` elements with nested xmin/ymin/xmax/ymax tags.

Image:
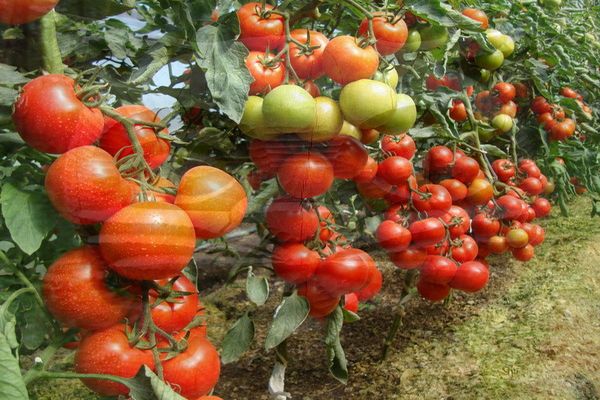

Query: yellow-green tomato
<box><xmin>479</xmin><ymin>69</ymin><xmax>491</xmax><ymax>83</ymax></box>
<box><xmin>239</xmin><ymin>96</ymin><xmax>279</xmax><ymax>140</ymax></box>
<box><xmin>372</xmin><ymin>66</ymin><xmax>399</xmax><ymax>90</ymax></box>
<box><xmin>419</xmin><ymin>25</ymin><xmax>449</xmax><ymax>50</ymax></box>
<box><xmin>486</xmin><ymin>29</ymin><xmax>515</xmax><ymax>57</ymax></box>
<box><xmin>297</xmin><ymin>97</ymin><xmax>344</xmax><ymax>142</ymax></box>
<box><xmin>339</xmin><ymin>79</ymin><xmax>397</xmax><ymax>129</ymax></box>
<box><xmin>403</xmin><ymin>30</ymin><xmax>421</xmax><ymax>53</ymax></box>
<box><xmin>377</xmin><ymin>94</ymin><xmax>417</xmax><ymax>135</ymax></box>
<box><xmin>263</xmin><ymin>85</ymin><xmax>317</xmax><ymax>133</ymax></box>
<box><xmin>338</xmin><ymin>120</ymin><xmax>362</xmax><ymax>140</ymax></box>
<box><xmin>492</xmin><ymin>114</ymin><xmax>513</xmax><ymax>133</ymax></box>
<box><xmin>475</xmin><ymin>49</ymin><xmax>504</xmax><ymax>71</ymax></box>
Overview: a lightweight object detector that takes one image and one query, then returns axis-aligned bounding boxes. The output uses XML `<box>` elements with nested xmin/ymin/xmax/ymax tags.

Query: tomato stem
<box><xmin>39</xmin><ymin>10</ymin><xmax>64</xmax><ymax>74</ymax></box>
<box><xmin>381</xmin><ymin>270</ymin><xmax>416</xmax><ymax>360</ymax></box>
<box><xmin>460</xmin><ymin>92</ymin><xmax>496</xmax><ymax>183</ymax></box>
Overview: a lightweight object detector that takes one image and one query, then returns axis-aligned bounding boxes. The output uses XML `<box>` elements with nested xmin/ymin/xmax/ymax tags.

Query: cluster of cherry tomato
<box><xmin>11</xmin><ymin>73</ymin><xmax>249</xmax><ymax>399</ymax></box>
<box><xmin>531</xmin><ymin>87</ymin><xmax>590</xmax><ymax>141</ymax></box>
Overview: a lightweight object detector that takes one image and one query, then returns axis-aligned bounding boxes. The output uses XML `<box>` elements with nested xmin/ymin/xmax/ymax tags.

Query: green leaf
<box><xmin>127</xmin><ymin>365</ymin><xmax>187</xmax><ymax>400</ymax></box>
<box><xmin>221</xmin><ymin>313</ymin><xmax>255</xmax><ymax>364</ymax></box>
<box><xmin>0</xmin><ymin>64</ymin><xmax>29</xmax><ymax>86</ymax></box>
<box><xmin>342</xmin><ymin>308</ymin><xmax>360</xmax><ymax>323</ymax></box>
<box><xmin>56</xmin><ymin>0</ymin><xmax>135</xmax><ymax>20</ymax></box>
<box><xmin>481</xmin><ymin>144</ymin><xmax>508</xmax><ymax>158</ymax></box>
<box><xmin>0</xmin><ymin>333</ymin><xmax>28</xmax><ymax>400</ymax></box>
<box><xmin>405</xmin><ymin>0</ymin><xmax>482</xmax><ymax>30</ymax></box>
<box><xmin>129</xmin><ymin>44</ymin><xmax>171</xmax><ymax>85</ymax></box>
<box><xmin>247</xmin><ymin>179</ymin><xmax>279</xmax><ymax>215</ymax></box>
<box><xmin>0</xmin><ymin>87</ymin><xmax>18</xmax><ymax>107</ymax></box>
<box><xmin>265</xmin><ymin>292</ymin><xmax>309</xmax><ymax>350</ymax></box>
<box><xmin>325</xmin><ymin>306</ymin><xmax>348</xmax><ymax>384</ymax></box>
<box><xmin>246</xmin><ymin>268</ymin><xmax>269</xmax><ymax>306</ymax></box>
<box><xmin>195</xmin><ymin>18</ymin><xmax>253</xmax><ymax>123</ymax></box>
<box><xmin>20</xmin><ymin>294</ymin><xmax>53</xmax><ymax>351</ymax></box>
<box><xmin>0</xmin><ymin>183</ymin><xmax>59</xmax><ymax>255</ymax></box>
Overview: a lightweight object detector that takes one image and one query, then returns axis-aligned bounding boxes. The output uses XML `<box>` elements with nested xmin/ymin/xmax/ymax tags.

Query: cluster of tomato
<box><xmin>473</xmin><ymin>82</ymin><xmax>521</xmax><ymax>136</ymax></box>
<box><xmin>11</xmin><ymin>74</ymin><xmax>248</xmax><ymax>399</ymax></box>
<box><xmin>530</xmin><ymin>86</ymin><xmax>590</xmax><ymax>141</ymax></box>
<box><xmin>352</xmin><ymin>137</ymin><xmax>551</xmax><ymax>302</ymax></box>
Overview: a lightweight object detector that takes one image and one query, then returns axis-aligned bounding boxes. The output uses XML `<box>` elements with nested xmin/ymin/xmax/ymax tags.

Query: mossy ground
<box><xmin>30</xmin><ymin>197</ymin><xmax>600</xmax><ymax>400</ymax></box>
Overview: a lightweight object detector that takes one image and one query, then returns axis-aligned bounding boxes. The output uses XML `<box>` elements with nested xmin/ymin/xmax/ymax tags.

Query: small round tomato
<box><xmin>409</xmin><ymin>218</ymin><xmax>446</xmax><ymax>248</ymax></box>
<box><xmin>75</xmin><ymin>325</ymin><xmax>154</xmax><ymax>396</ymax></box>
<box><xmin>377</xmin><ymin>220</ymin><xmax>412</xmax><ymax>252</ymax></box>
<box><xmin>237</xmin><ymin>2</ymin><xmax>284</xmax><ymax>51</ymax></box>
<box><xmin>491</xmin><ymin>114</ymin><xmax>513</xmax><ymax>133</ymax></box>
<box><xmin>560</xmin><ymin>87</ymin><xmax>578</xmax><ymax>98</ymax></box>
<box><xmin>358</xmin><ymin>13</ymin><xmax>408</xmax><ymax>55</ymax></box>
<box><xmin>100</xmin><ymin>202</ymin><xmax>196</xmax><ymax>280</ymax></box>
<box><xmin>412</xmin><ymin>184</ymin><xmax>452</xmax><ymax>214</ymax></box>
<box><xmin>452</xmin><ymin>156</ymin><xmax>481</xmax><ymax>184</ymax></box>
<box><xmin>144</xmin><ymin>275</ymin><xmax>198</xmax><ymax>333</ymax></box>
<box><xmin>277</xmin><ymin>151</ymin><xmax>333</xmax><ymax>199</ymax></box>
<box><xmin>420</xmin><ymin>256</ymin><xmax>458</xmax><ymax>284</ymax></box>
<box><xmin>298</xmin><ymin>279</ymin><xmax>340</xmax><ymax>318</ymax></box>
<box><xmin>518</xmin><ymin>160</ymin><xmax>541</xmax><ymax>178</ymax></box>
<box><xmin>506</xmin><ymin>228</ymin><xmax>529</xmax><ymax>248</ymax></box>
<box><xmin>519</xmin><ymin>177</ymin><xmax>543</xmax><ymax>195</ymax></box>
<box><xmin>424</xmin><ymin>145</ymin><xmax>454</xmax><ymax>176</ymax></box>
<box><xmin>449</xmin><ymin>261</ymin><xmax>489</xmax><ymax>292</ymax></box>
<box><xmin>403</xmin><ymin>29</ymin><xmax>422</xmax><ymax>52</ymax></box>
<box><xmin>339</xmin><ymin>79</ymin><xmax>397</xmax><ymax>129</ymax></box>
<box><xmin>289</xmin><ymin>29</ymin><xmax>329</xmax><ymax>80</ymax></box>
<box><xmin>528</xmin><ymin>224</ymin><xmax>545</xmax><ymax>246</ymax></box>
<box><xmin>487</xmin><ymin>235</ymin><xmax>508</xmax><ymax>253</ymax></box>
<box><xmin>493</xmin><ymin>82</ymin><xmax>516</xmax><ymax>103</ymax></box>
<box><xmin>390</xmin><ymin>247</ymin><xmax>427</xmax><ymax>270</ymax></box>
<box><xmin>466</xmin><ymin>178</ymin><xmax>494</xmax><ymax>206</ymax></box>
<box><xmin>550</xmin><ymin>118</ymin><xmax>576</xmax><ymax>140</ymax></box>
<box><xmin>343</xmin><ymin>293</ymin><xmax>359</xmax><ymax>313</ymax></box>
<box><xmin>272</xmin><ymin>243</ymin><xmax>320</xmax><ymax>285</ymax></box>
<box><xmin>417</xmin><ymin>279</ymin><xmax>451</xmax><ymax>302</ymax></box>
<box><xmin>316</xmin><ymin>248</ymin><xmax>374</xmax><ymax>296</ymax></box>
<box><xmin>162</xmin><ymin>335</ymin><xmax>220</xmax><ymax>398</ymax></box>
<box><xmin>322</xmin><ymin>36</ymin><xmax>379</xmax><ymax>85</ymax></box>
<box><xmin>492</xmin><ymin>159</ymin><xmax>516</xmax><ymax>182</ymax></box>
<box><xmin>462</xmin><ymin>8</ymin><xmax>489</xmax><ymax>29</ymax></box>
<box><xmin>418</xmin><ymin>24</ymin><xmax>449</xmax><ymax>50</ymax></box>
<box><xmin>355</xmin><ymin>263</ymin><xmax>382</xmax><ymax>301</ymax></box>
<box><xmin>266</xmin><ymin>197</ymin><xmax>319</xmax><ymax>242</ymax></box>
<box><xmin>497</xmin><ymin>101</ymin><xmax>518</xmax><ymax>118</ymax></box>
<box><xmin>449</xmin><ymin>100</ymin><xmax>468</xmax><ymax>122</ymax></box>
<box><xmin>451</xmin><ymin>234</ymin><xmax>479</xmax><ymax>263</ymax></box>
<box><xmin>323</xmin><ymin>135</ymin><xmax>369</xmax><ymax>179</ymax></box>
<box><xmin>471</xmin><ymin>213</ymin><xmax>500</xmax><ymax>241</ymax></box>
<box><xmin>246</xmin><ymin>51</ymin><xmax>285</xmax><ymax>95</ymax></box>
<box><xmin>441</xmin><ymin>205</ymin><xmax>471</xmax><ymax>238</ymax></box>
<box><xmin>360</xmin><ymin>128</ymin><xmax>381</xmax><ymax>144</ymax></box>
<box><xmin>381</xmin><ymin>134</ymin><xmax>417</xmax><ymax>159</ymax></box>
<box><xmin>532</xmin><ymin>197</ymin><xmax>552</xmax><ymax>218</ymax></box>
<box><xmin>439</xmin><ymin>179</ymin><xmax>468</xmax><ymax>202</ymax></box>
<box><xmin>512</xmin><ymin>244</ymin><xmax>534</xmax><ymax>261</ymax></box>
<box><xmin>45</xmin><ymin>146</ymin><xmax>133</xmax><ymax>225</ymax></box>
<box><xmin>531</xmin><ymin>96</ymin><xmax>552</xmax><ymax>114</ymax></box>
<box><xmin>378</xmin><ymin>156</ymin><xmax>413</xmax><ymax>186</ymax></box>
<box><xmin>12</xmin><ymin>74</ymin><xmax>104</xmax><ymax>153</ymax></box>
<box><xmin>43</xmin><ymin>247</ymin><xmax>134</xmax><ymax>331</ymax></box>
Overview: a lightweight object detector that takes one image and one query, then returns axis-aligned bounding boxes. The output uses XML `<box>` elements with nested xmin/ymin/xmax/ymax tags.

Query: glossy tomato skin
<box><xmin>358</xmin><ymin>13</ymin><xmax>408</xmax><ymax>55</ymax></box>
<box><xmin>12</xmin><ymin>75</ymin><xmax>104</xmax><ymax>154</ymax></box>
<box><xmin>466</xmin><ymin>178</ymin><xmax>494</xmax><ymax>206</ymax></box>
<box><xmin>272</xmin><ymin>243</ymin><xmax>320</xmax><ymax>284</ymax></box>
<box><xmin>449</xmin><ymin>100</ymin><xmax>468</xmax><ymax>122</ymax></box>
<box><xmin>355</xmin><ymin>263</ymin><xmax>382</xmax><ymax>301</ymax></box>
<box><xmin>450</xmin><ymin>261</ymin><xmax>489</xmax><ymax>292</ymax></box>
<box><xmin>277</xmin><ymin>151</ymin><xmax>334</xmax><ymax>198</ymax></box>
<box><xmin>519</xmin><ymin>177</ymin><xmax>543</xmax><ymax>195</ymax></box>
<box><xmin>378</xmin><ymin>156</ymin><xmax>413</xmax><ymax>185</ymax></box>
<box><xmin>390</xmin><ymin>247</ymin><xmax>427</xmax><ymax>269</ymax></box>
<box><xmin>323</xmin><ymin>135</ymin><xmax>369</xmax><ymax>179</ymax></box>
<box><xmin>43</xmin><ymin>247</ymin><xmax>134</xmax><ymax>331</ymax></box>
<box><xmin>492</xmin><ymin>159</ymin><xmax>516</xmax><ymax>182</ymax></box>
<box><xmin>149</xmin><ymin>275</ymin><xmax>198</xmax><ymax>333</ymax></box>
<box><xmin>376</xmin><ymin>220</ymin><xmax>412</xmax><ymax>252</ymax></box>
<box><xmin>493</xmin><ymin>82</ymin><xmax>516</xmax><ymax>103</ymax></box>
<box><xmin>0</xmin><ymin>0</ymin><xmax>58</xmax><ymax>24</ymax></box>
<box><xmin>412</xmin><ymin>184</ymin><xmax>452</xmax><ymax>215</ymax></box>
<box><xmin>496</xmin><ymin>195</ymin><xmax>525</xmax><ymax>220</ymax></box>
<box><xmin>289</xmin><ymin>29</ymin><xmax>329</xmax><ymax>80</ymax></box>
<box><xmin>417</xmin><ymin>279</ymin><xmax>450</xmax><ymax>302</ymax></box>
<box><xmin>266</xmin><ymin>197</ymin><xmax>319</xmax><ymax>242</ymax></box>
<box><xmin>440</xmin><ymin>179</ymin><xmax>468</xmax><ymax>202</ymax></box>
<box><xmin>298</xmin><ymin>279</ymin><xmax>340</xmax><ymax>318</ymax></box>
<box><xmin>99</xmin><ymin>202</ymin><xmax>196</xmax><ymax>280</ymax></box>
<box><xmin>246</xmin><ymin>51</ymin><xmax>285</xmax><ymax>95</ymax></box>
<box><xmin>381</xmin><ymin>134</ymin><xmax>416</xmax><ymax>159</ymax></box>
<box><xmin>512</xmin><ymin>244</ymin><xmax>534</xmax><ymax>261</ymax></box>
<box><xmin>237</xmin><ymin>2</ymin><xmax>284</xmax><ymax>51</ymax></box>
<box><xmin>451</xmin><ymin>234</ymin><xmax>479</xmax><ymax>263</ymax></box>
<box><xmin>441</xmin><ymin>205</ymin><xmax>471</xmax><ymax>237</ymax></box>
<box><xmin>409</xmin><ymin>218</ymin><xmax>446</xmax><ymax>248</ymax></box>
<box><xmin>322</xmin><ymin>35</ymin><xmax>379</xmax><ymax>85</ymax></box>
<box><xmin>452</xmin><ymin>156</ymin><xmax>480</xmax><ymax>184</ymax></box>
<box><xmin>462</xmin><ymin>8</ymin><xmax>489</xmax><ymax>28</ymax></box>
<box><xmin>353</xmin><ymin>156</ymin><xmax>379</xmax><ymax>183</ymax></box>
<box><xmin>45</xmin><ymin>146</ymin><xmax>133</xmax><ymax>224</ymax></box>
<box><xmin>75</xmin><ymin>325</ymin><xmax>154</xmax><ymax>396</ymax></box>
<box><xmin>175</xmin><ymin>166</ymin><xmax>248</xmax><ymax>239</ymax></box>
<box><xmin>162</xmin><ymin>335</ymin><xmax>221</xmax><ymax>398</ymax></box>
<box><xmin>343</xmin><ymin>293</ymin><xmax>359</xmax><ymax>313</ymax></box>
<box><xmin>532</xmin><ymin>197</ymin><xmax>552</xmax><ymax>218</ymax></box>
<box><xmin>424</xmin><ymin>145</ymin><xmax>454</xmax><ymax>176</ymax></box>
<box><xmin>471</xmin><ymin>213</ymin><xmax>500</xmax><ymax>241</ymax></box>
<box><xmin>420</xmin><ymin>256</ymin><xmax>458</xmax><ymax>285</ymax></box>
<box><xmin>315</xmin><ymin>248</ymin><xmax>374</xmax><ymax>296</ymax></box>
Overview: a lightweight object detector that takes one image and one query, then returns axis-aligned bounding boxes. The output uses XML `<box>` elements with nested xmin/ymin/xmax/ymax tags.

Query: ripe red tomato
<box><xmin>451</xmin><ymin>234</ymin><xmax>479</xmax><ymax>263</ymax></box>
<box><xmin>355</xmin><ymin>263</ymin><xmax>382</xmax><ymax>301</ymax></box>
<box><xmin>356</xmin><ymin>177</ymin><xmax>391</xmax><ymax>200</ymax></box>
<box><xmin>531</xmin><ymin>96</ymin><xmax>552</xmax><ymax>114</ymax></box>
<box><xmin>560</xmin><ymin>87</ymin><xmax>578</xmax><ymax>98</ymax></box>
<box><xmin>316</xmin><ymin>205</ymin><xmax>335</xmax><ymax>241</ymax></box>
<box><xmin>424</xmin><ymin>145</ymin><xmax>454</xmax><ymax>176</ymax></box>
<box><xmin>532</xmin><ymin>197</ymin><xmax>552</xmax><ymax>218</ymax></box>
<box><xmin>381</xmin><ymin>134</ymin><xmax>417</xmax><ymax>159</ymax></box>
<box><xmin>420</xmin><ymin>256</ymin><xmax>458</xmax><ymax>284</ymax></box>
<box><xmin>449</xmin><ymin>100</ymin><xmax>468</xmax><ymax>122</ymax></box>
<box><xmin>441</xmin><ymin>205</ymin><xmax>471</xmax><ymax>238</ymax></box>
<box><xmin>289</xmin><ymin>29</ymin><xmax>329</xmax><ymax>80</ymax></box>
<box><xmin>237</xmin><ymin>2</ymin><xmax>284</xmax><ymax>51</ymax></box>
<box><xmin>409</xmin><ymin>218</ymin><xmax>446</xmax><ymax>248</ymax></box>
<box><xmin>0</xmin><ymin>0</ymin><xmax>59</xmax><ymax>24</ymax></box>
<box><xmin>323</xmin><ymin>135</ymin><xmax>368</xmax><ymax>179</ymax></box>
<box><xmin>550</xmin><ymin>118</ymin><xmax>576</xmax><ymax>140</ymax></box>
<box><xmin>175</xmin><ymin>166</ymin><xmax>247</xmax><ymax>239</ymax></box>
<box><xmin>452</xmin><ymin>156</ymin><xmax>480</xmax><ymax>184</ymax></box>
<box><xmin>316</xmin><ymin>248</ymin><xmax>374</xmax><ymax>296</ymax></box>
<box><xmin>277</xmin><ymin>151</ymin><xmax>334</xmax><ymax>198</ymax></box>
<box><xmin>487</xmin><ymin>235</ymin><xmax>508</xmax><ymax>253</ymax></box>
<box><xmin>246</xmin><ymin>51</ymin><xmax>285</xmax><ymax>95</ymax></box>
<box><xmin>512</xmin><ymin>244</ymin><xmax>534</xmax><ymax>261</ymax></box>
<box><xmin>100</xmin><ymin>105</ymin><xmax>171</xmax><ymax>169</ymax></box>
<box><xmin>75</xmin><ymin>325</ymin><xmax>154</xmax><ymax>396</ymax></box>
<box><xmin>249</xmin><ymin>138</ymin><xmax>292</xmax><ymax>173</ymax></box>
<box><xmin>519</xmin><ymin>177</ymin><xmax>543</xmax><ymax>195</ymax></box>
<box><xmin>378</xmin><ymin>156</ymin><xmax>413</xmax><ymax>185</ymax></box>
<box><xmin>42</xmin><ymin>247</ymin><xmax>134</xmax><ymax>331</ymax></box>
<box><xmin>412</xmin><ymin>184</ymin><xmax>452</xmax><ymax>214</ymax></box>
<box><xmin>390</xmin><ymin>247</ymin><xmax>427</xmax><ymax>269</ymax></box>
<box><xmin>147</xmin><ymin>275</ymin><xmax>198</xmax><ymax>333</ymax></box>
<box><xmin>449</xmin><ymin>261</ymin><xmax>489</xmax><ymax>292</ymax></box>
<box><xmin>322</xmin><ymin>35</ymin><xmax>379</xmax><ymax>84</ymax></box>
<box><xmin>343</xmin><ymin>293</ymin><xmax>359</xmax><ymax>313</ymax></box>
<box><xmin>45</xmin><ymin>146</ymin><xmax>133</xmax><ymax>225</ymax></box>
<box><xmin>439</xmin><ymin>179</ymin><xmax>468</xmax><ymax>202</ymax></box>
<box><xmin>518</xmin><ymin>159</ymin><xmax>541</xmax><ymax>178</ymax></box>
<box><xmin>417</xmin><ymin>279</ymin><xmax>450</xmax><ymax>302</ymax></box>
<box><xmin>353</xmin><ymin>156</ymin><xmax>379</xmax><ymax>183</ymax></box>
<box><xmin>528</xmin><ymin>224</ymin><xmax>545</xmax><ymax>246</ymax></box>
<box><xmin>162</xmin><ymin>335</ymin><xmax>221</xmax><ymax>398</ymax></box>
<box><xmin>493</xmin><ymin>82</ymin><xmax>516</xmax><ymax>103</ymax></box>
<box><xmin>272</xmin><ymin>243</ymin><xmax>320</xmax><ymax>284</ymax></box>
<box><xmin>12</xmin><ymin>74</ymin><xmax>104</xmax><ymax>154</ymax></box>
<box><xmin>99</xmin><ymin>202</ymin><xmax>196</xmax><ymax>280</ymax></box>
<box><xmin>266</xmin><ymin>197</ymin><xmax>319</xmax><ymax>242</ymax></box>
<box><xmin>496</xmin><ymin>195</ymin><xmax>525</xmax><ymax>220</ymax></box>
<box><xmin>471</xmin><ymin>213</ymin><xmax>500</xmax><ymax>241</ymax></box>
<box><xmin>466</xmin><ymin>178</ymin><xmax>494</xmax><ymax>206</ymax></box>
<box><xmin>376</xmin><ymin>220</ymin><xmax>412</xmax><ymax>252</ymax></box>
<box><xmin>462</xmin><ymin>8</ymin><xmax>489</xmax><ymax>28</ymax></box>
<box><xmin>358</xmin><ymin>13</ymin><xmax>408</xmax><ymax>55</ymax></box>
<box><xmin>492</xmin><ymin>159</ymin><xmax>516</xmax><ymax>182</ymax></box>
<box><xmin>298</xmin><ymin>279</ymin><xmax>340</xmax><ymax>318</ymax></box>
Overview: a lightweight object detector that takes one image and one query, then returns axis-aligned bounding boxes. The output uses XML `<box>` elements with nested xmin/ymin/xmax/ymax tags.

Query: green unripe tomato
<box><xmin>403</xmin><ymin>30</ymin><xmax>421</xmax><ymax>53</ymax></box>
<box><xmin>492</xmin><ymin>114</ymin><xmax>513</xmax><ymax>133</ymax></box>
<box><xmin>338</xmin><ymin>120</ymin><xmax>362</xmax><ymax>140</ymax></box>
<box><xmin>339</xmin><ymin>79</ymin><xmax>397</xmax><ymax>129</ymax></box>
<box><xmin>486</xmin><ymin>29</ymin><xmax>515</xmax><ymax>57</ymax></box>
<box><xmin>372</xmin><ymin>66</ymin><xmax>399</xmax><ymax>90</ymax></box>
<box><xmin>239</xmin><ymin>96</ymin><xmax>279</xmax><ymax>140</ymax></box>
<box><xmin>475</xmin><ymin>49</ymin><xmax>504</xmax><ymax>71</ymax></box>
<box><xmin>297</xmin><ymin>96</ymin><xmax>344</xmax><ymax>142</ymax></box>
<box><xmin>419</xmin><ymin>25</ymin><xmax>449</xmax><ymax>50</ymax></box>
<box><xmin>479</xmin><ymin>69</ymin><xmax>491</xmax><ymax>83</ymax></box>
<box><xmin>377</xmin><ymin>94</ymin><xmax>417</xmax><ymax>135</ymax></box>
<box><xmin>477</xmin><ymin>127</ymin><xmax>496</xmax><ymax>143</ymax></box>
<box><xmin>263</xmin><ymin>85</ymin><xmax>317</xmax><ymax>133</ymax></box>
